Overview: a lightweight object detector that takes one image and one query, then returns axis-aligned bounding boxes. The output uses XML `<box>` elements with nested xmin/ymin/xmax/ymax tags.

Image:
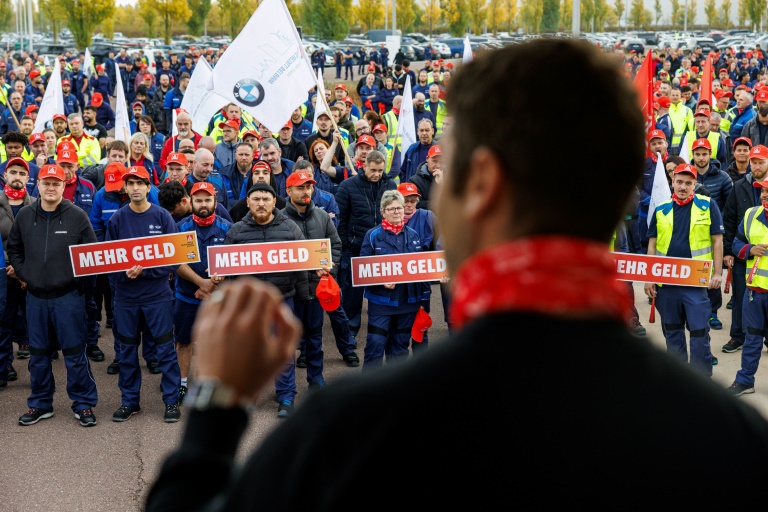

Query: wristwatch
<box><xmin>183</xmin><ymin>379</ymin><xmax>251</xmax><ymax>411</ymax></box>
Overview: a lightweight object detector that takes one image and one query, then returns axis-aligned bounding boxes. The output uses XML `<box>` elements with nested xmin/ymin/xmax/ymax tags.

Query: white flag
<box><xmin>311</xmin><ymin>67</ymin><xmax>327</xmax><ymax>134</ymax></box>
<box><xmin>180</xmin><ymin>57</ymin><xmax>229</xmax><ymax>136</ymax></box>
<box><xmin>210</xmin><ymin>0</ymin><xmax>315</xmax><ymax>133</ymax></box>
<box><xmin>113</xmin><ymin>67</ymin><xmax>132</xmax><ymax>143</ymax></box>
<box><xmin>43</xmin><ymin>55</ymin><xmax>50</xmax><ymax>67</ymax></box>
<box><xmin>34</xmin><ymin>59</ymin><xmax>65</xmax><ymax>134</ymax></box>
<box><xmin>84</xmin><ymin>48</ymin><xmax>93</xmax><ymax>76</ymax></box>
<box><xmin>647</xmin><ymin>152</ymin><xmax>670</xmax><ymax>227</ymax></box>
<box><xmin>678</xmin><ymin>134</ymin><xmax>691</xmax><ymax>164</ymax></box>
<box><xmin>397</xmin><ymin>75</ymin><xmax>417</xmax><ymax>165</ymax></box>
<box><xmin>463</xmin><ymin>35</ymin><xmax>473</xmax><ymax>64</ymax></box>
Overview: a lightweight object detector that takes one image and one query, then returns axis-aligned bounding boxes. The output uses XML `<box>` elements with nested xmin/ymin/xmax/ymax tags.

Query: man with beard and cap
<box><xmin>228</xmin><ymin>161</ymin><xmax>286</xmax><ymax>223</ymax></box>
<box><xmin>397</xmin><ymin>118</ymin><xmax>437</xmax><ymax>184</ymax></box>
<box><xmin>173</xmin><ymin>181</ymin><xmax>232</xmax><ymax>405</ymax></box>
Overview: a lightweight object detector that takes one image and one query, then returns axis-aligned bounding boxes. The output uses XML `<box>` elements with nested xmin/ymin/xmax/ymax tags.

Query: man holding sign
<box><xmin>107</xmin><ymin>166</ymin><xmax>182</xmax><ymax>424</ymax></box>
<box><xmin>644</xmin><ymin>163</ymin><xmax>724</xmax><ymax>376</ymax></box>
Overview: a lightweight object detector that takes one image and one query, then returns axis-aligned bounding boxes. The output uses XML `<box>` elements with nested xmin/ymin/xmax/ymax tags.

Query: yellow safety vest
<box><xmin>712</xmin><ymin>107</ymin><xmax>731</xmax><ymax>132</ymax></box>
<box><xmin>610</xmin><ymin>231</ymin><xmax>617</xmax><ymax>251</ymax></box>
<box><xmin>743</xmin><ymin>206</ymin><xmax>768</xmax><ymax>290</ymax></box>
<box><xmin>58</xmin><ymin>133</ymin><xmax>101</xmax><ymax>167</ymax></box>
<box><xmin>424</xmin><ymin>99</ymin><xmax>448</xmax><ymax>137</ymax></box>
<box><xmin>427</xmin><ymin>73</ymin><xmax>444</xmax><ymax>84</ymax></box>
<box><xmin>668</xmin><ymin>102</ymin><xmax>692</xmax><ymax>149</ymax></box>
<box><xmin>382</xmin><ymin>110</ymin><xmax>399</xmax><ymax>151</ymax></box>
<box><xmin>686</xmin><ymin>131</ymin><xmax>721</xmax><ymax>158</ymax></box>
<box><xmin>654</xmin><ymin>195</ymin><xmax>713</xmax><ymax>260</ymax></box>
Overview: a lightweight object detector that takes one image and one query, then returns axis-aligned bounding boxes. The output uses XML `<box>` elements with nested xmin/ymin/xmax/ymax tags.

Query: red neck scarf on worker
<box><xmin>63</xmin><ymin>176</ymin><xmax>77</xmax><ymax>202</ymax></box>
<box><xmin>392</xmin><ymin>108</ymin><xmax>399</xmax><ymax>116</ymax></box>
<box><xmin>193</xmin><ymin>213</ymin><xmax>216</xmax><ymax>227</ymax></box>
<box><xmin>164</xmin><ymin>176</ymin><xmax>187</xmax><ymax>187</ymax></box>
<box><xmin>671</xmin><ymin>193</ymin><xmax>694</xmax><ymax>206</ymax></box>
<box><xmin>3</xmin><ymin>184</ymin><xmax>25</xmax><ymax>200</ymax></box>
<box><xmin>381</xmin><ymin>218</ymin><xmax>403</xmax><ymax>235</ymax></box>
<box><xmin>449</xmin><ymin>237</ymin><xmax>629</xmax><ymax>330</ymax></box>
<box><xmin>650</xmin><ymin>152</ymin><xmax>667</xmax><ymax>163</ymax></box>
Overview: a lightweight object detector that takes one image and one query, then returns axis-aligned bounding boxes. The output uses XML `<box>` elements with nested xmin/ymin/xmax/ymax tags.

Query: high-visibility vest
<box><xmin>58</xmin><ymin>133</ymin><xmax>101</xmax><ymax>167</ymax></box>
<box><xmin>744</xmin><ymin>205</ymin><xmax>768</xmax><ymax>290</ymax></box>
<box><xmin>425</xmin><ymin>99</ymin><xmax>448</xmax><ymax>137</ymax></box>
<box><xmin>654</xmin><ymin>195</ymin><xmax>713</xmax><ymax>261</ymax></box>
<box><xmin>686</xmin><ymin>131</ymin><xmax>721</xmax><ymax>158</ymax></box>
<box><xmin>610</xmin><ymin>231</ymin><xmax>617</xmax><ymax>251</ymax></box>
<box><xmin>382</xmin><ymin>110</ymin><xmax>399</xmax><ymax>150</ymax></box>
<box><xmin>668</xmin><ymin>102</ymin><xmax>692</xmax><ymax>149</ymax></box>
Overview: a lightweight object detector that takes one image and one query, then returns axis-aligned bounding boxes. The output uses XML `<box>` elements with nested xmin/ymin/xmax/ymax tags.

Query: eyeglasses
<box><xmin>384</xmin><ymin>207</ymin><xmax>404</xmax><ymax>213</ymax></box>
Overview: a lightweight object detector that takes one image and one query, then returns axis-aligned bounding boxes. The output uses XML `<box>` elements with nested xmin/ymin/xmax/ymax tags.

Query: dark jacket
<box><xmin>7</xmin><ymin>199</ymin><xmax>97</xmax><ymax>299</ymax></box>
<box><xmin>409</xmin><ymin>161</ymin><xmax>438</xmax><ymax>211</ymax></box>
<box><xmin>281</xmin><ymin>200</ymin><xmax>342</xmax><ymax>296</ymax></box>
<box><xmin>697</xmin><ymin>158</ymin><xmax>733</xmax><ymax>211</ymax></box>
<box><xmin>336</xmin><ymin>171</ymin><xmax>397</xmax><ymax>255</ymax></box>
<box><xmin>175</xmin><ymin>215</ymin><xmax>233</xmax><ymax>304</ymax></box>
<box><xmin>277</xmin><ymin>137</ymin><xmax>309</xmax><ymax>163</ymax></box>
<box><xmin>723</xmin><ymin>172</ymin><xmax>760</xmax><ymax>258</ymax></box>
<box><xmin>224</xmin><ymin>208</ymin><xmax>310</xmax><ymax>300</ymax></box>
<box><xmin>741</xmin><ymin>116</ymin><xmax>768</xmax><ymax>148</ymax></box>
<box><xmin>724</xmin><ymin>160</ymin><xmax>751</xmax><ymax>183</ymax></box>
<box><xmin>400</xmin><ymin>141</ymin><xmax>436</xmax><ymax>183</ymax></box>
<box><xmin>0</xmin><ymin>190</ymin><xmax>36</xmax><ymax>258</ymax></box>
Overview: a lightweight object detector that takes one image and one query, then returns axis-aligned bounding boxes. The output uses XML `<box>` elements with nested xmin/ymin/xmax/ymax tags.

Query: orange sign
<box><xmin>71</xmin><ymin>232</ymin><xmax>201</xmax><ymax>277</ymax></box>
<box><xmin>351</xmin><ymin>251</ymin><xmax>448</xmax><ymax>286</ymax></box>
<box><xmin>207</xmin><ymin>239</ymin><xmax>332</xmax><ymax>276</ymax></box>
<box><xmin>613</xmin><ymin>252</ymin><xmax>713</xmax><ymax>287</ymax></box>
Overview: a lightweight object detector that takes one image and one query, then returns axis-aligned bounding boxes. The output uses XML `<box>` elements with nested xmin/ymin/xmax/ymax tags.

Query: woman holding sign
<box><xmin>359</xmin><ymin>190</ymin><xmax>431</xmax><ymax>371</ymax></box>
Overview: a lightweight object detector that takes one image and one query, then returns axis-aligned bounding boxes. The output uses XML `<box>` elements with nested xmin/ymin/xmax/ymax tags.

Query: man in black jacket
<box><xmin>8</xmin><ymin>164</ymin><xmax>99</xmax><ymax>427</ymax></box>
<box><xmin>722</xmin><ymin>144</ymin><xmax>768</xmax><ymax>353</ymax></box>
<box><xmin>147</xmin><ymin>40</ymin><xmax>768</xmax><ymax>510</ymax></box>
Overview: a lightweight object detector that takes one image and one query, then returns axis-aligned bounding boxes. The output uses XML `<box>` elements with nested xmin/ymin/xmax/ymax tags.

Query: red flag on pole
<box><xmin>700</xmin><ymin>55</ymin><xmax>713</xmax><ymax>108</ymax></box>
<box><xmin>632</xmin><ymin>49</ymin><xmax>655</xmax><ymax>157</ymax></box>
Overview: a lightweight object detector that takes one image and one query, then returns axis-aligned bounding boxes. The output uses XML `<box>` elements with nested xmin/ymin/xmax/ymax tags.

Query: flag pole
<box><xmin>0</xmin><ymin>87</ymin><xmax>22</xmax><ymax>131</ymax></box>
<box><xmin>315</xmin><ymin>75</ymin><xmax>356</xmax><ymax>174</ymax></box>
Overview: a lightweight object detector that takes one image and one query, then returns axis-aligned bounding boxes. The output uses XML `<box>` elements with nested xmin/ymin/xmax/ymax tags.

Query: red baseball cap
<box><xmin>316</xmin><ymin>274</ymin><xmax>341</xmax><ymax>312</ymax></box>
<box><xmin>733</xmin><ymin>136</ymin><xmax>753</xmax><ymax>149</ymax></box>
<box><xmin>5</xmin><ymin>157</ymin><xmax>29</xmax><ymax>172</ymax></box>
<box><xmin>411</xmin><ymin>306</ymin><xmax>432</xmax><ymax>342</ymax></box>
<box><xmin>52</xmin><ymin>113</ymin><xmax>67</xmax><ymax>122</ymax></box>
<box><xmin>356</xmin><ymin>134</ymin><xmax>375</xmax><ymax>147</ymax></box>
<box><xmin>754</xmin><ymin>177</ymin><xmax>768</xmax><ymax>188</ymax></box>
<box><xmin>373</xmin><ymin>123</ymin><xmax>388</xmax><ymax>133</ymax></box>
<box><xmin>91</xmin><ymin>93</ymin><xmax>103</xmax><ymax>107</ymax></box>
<box><xmin>56</xmin><ymin>148</ymin><xmax>78</xmax><ymax>165</ymax></box>
<box><xmin>103</xmin><ymin>162</ymin><xmax>126</xmax><ymax>192</ymax></box>
<box><xmin>29</xmin><ymin>70</ymin><xmax>40</xmax><ymax>79</ymax></box>
<box><xmin>757</xmin><ymin>90</ymin><xmax>768</xmax><ymax>102</ymax></box>
<box><xmin>693</xmin><ymin>109</ymin><xmax>710</xmax><ymax>118</ymax></box>
<box><xmin>398</xmin><ymin>182</ymin><xmax>421</xmax><ymax>197</ymax></box>
<box><xmin>28</xmin><ymin>133</ymin><xmax>46</xmax><ymax>145</ymax></box>
<box><xmin>122</xmin><ymin>166</ymin><xmax>150</xmax><ymax>181</ymax></box>
<box><xmin>61</xmin><ymin>79</ymin><xmax>71</xmax><ymax>86</ymax></box>
<box><xmin>251</xmin><ymin>160</ymin><xmax>271</xmax><ymax>173</ymax></box>
<box><xmin>657</xmin><ymin>96</ymin><xmax>671</xmax><ymax>108</ymax></box>
<box><xmin>696</xmin><ymin>98</ymin><xmax>711</xmax><ymax>107</ymax></box>
<box><xmin>647</xmin><ymin>129</ymin><xmax>666</xmax><ymax>142</ymax></box>
<box><xmin>343</xmin><ymin>96</ymin><xmax>353</xmax><ymax>105</ymax></box>
<box><xmin>750</xmin><ymin>145</ymin><xmax>768</xmax><ymax>160</ymax></box>
<box><xmin>285</xmin><ymin>171</ymin><xmax>317</xmax><ymax>188</ymax></box>
<box><xmin>167</xmin><ymin>152</ymin><xmax>189</xmax><ymax>166</ymax></box>
<box><xmin>190</xmin><ymin>182</ymin><xmax>216</xmax><ymax>196</ymax></box>
<box><xmin>218</xmin><ymin>119</ymin><xmax>240</xmax><ymax>131</ymax></box>
<box><xmin>691</xmin><ymin>138</ymin><xmax>712</xmax><ymax>151</ymax></box>
<box><xmin>243</xmin><ymin>130</ymin><xmax>259</xmax><ymax>140</ymax></box>
<box><xmin>72</xmin><ymin>59</ymin><xmax>80</xmax><ymax>65</ymax></box>
<box><xmin>673</xmin><ymin>163</ymin><xmax>697</xmax><ymax>178</ymax></box>
<box><xmin>143</xmin><ymin>73</ymin><xmax>152</xmax><ymax>80</ymax></box>
<box><xmin>39</xmin><ymin>164</ymin><xmax>66</xmax><ymax>181</ymax></box>
<box><xmin>721</xmin><ymin>78</ymin><xmax>735</xmax><ymax>87</ymax></box>
<box><xmin>714</xmin><ymin>89</ymin><xmax>733</xmax><ymax>99</ymax></box>
<box><xmin>25</xmin><ymin>105</ymin><xmax>39</xmax><ymax>116</ymax></box>
<box><xmin>335</xmin><ymin>83</ymin><xmax>347</xmax><ymax>91</ymax></box>
<box><xmin>427</xmin><ymin>145</ymin><xmax>442</xmax><ymax>159</ymax></box>
<box><xmin>282</xmin><ymin>121</ymin><xmax>292</xmax><ymax>130</ymax></box>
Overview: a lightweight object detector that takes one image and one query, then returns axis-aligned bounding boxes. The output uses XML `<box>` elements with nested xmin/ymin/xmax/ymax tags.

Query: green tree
<box><xmin>613</xmin><ymin>0</ymin><xmax>625</xmax><ymax>26</ymax></box>
<box><xmin>39</xmin><ymin>0</ymin><xmax>67</xmax><ymax>42</ymax></box>
<box><xmin>720</xmin><ymin>0</ymin><xmax>731</xmax><ymax>28</ymax></box>
<box><xmin>737</xmin><ymin>0</ymin><xmax>747</xmax><ymax>27</ymax></box>
<box><xmin>397</xmin><ymin>0</ymin><xmax>417</xmax><ymax>32</ymax></box>
<box><xmin>422</xmin><ymin>0</ymin><xmax>441</xmax><ymax>36</ymax></box>
<box><xmin>670</xmin><ymin>0</ymin><xmax>682</xmax><ymax>25</ymax></box>
<box><xmin>466</xmin><ymin>0</ymin><xmax>487</xmax><ymax>33</ymax></box>
<box><xmin>186</xmin><ymin>0</ymin><xmax>212</xmax><ymax>36</ymax></box>
<box><xmin>581</xmin><ymin>0</ymin><xmax>595</xmax><ymax>30</ymax></box>
<box><xmin>152</xmin><ymin>0</ymin><xmax>192</xmax><ymax>44</ymax></box>
<box><xmin>505</xmin><ymin>0</ymin><xmax>518</xmax><ymax>31</ymax></box>
<box><xmin>486</xmin><ymin>0</ymin><xmax>505</xmax><ymax>33</ymax></box>
<box><xmin>519</xmin><ymin>0</ymin><xmax>543</xmax><ymax>33</ymax></box>
<box><xmin>217</xmin><ymin>0</ymin><xmax>249</xmax><ymax>37</ymax></box>
<box><xmin>685</xmin><ymin>0</ymin><xmax>697</xmax><ymax>26</ymax></box>
<box><xmin>653</xmin><ymin>0</ymin><xmax>661</xmax><ymax>25</ymax></box>
<box><xmin>354</xmin><ymin>0</ymin><xmax>383</xmax><ymax>31</ymax></box>
<box><xmin>54</xmin><ymin>0</ymin><xmax>115</xmax><ymax>49</ymax></box>
<box><xmin>101</xmin><ymin>16</ymin><xmax>114</xmax><ymax>39</ymax></box>
<box><xmin>286</xmin><ymin>0</ymin><xmax>301</xmax><ymax>22</ymax></box>
<box><xmin>540</xmin><ymin>0</ymin><xmax>559</xmax><ymax>32</ymax></box>
<box><xmin>441</xmin><ymin>0</ymin><xmax>470</xmax><ymax>36</ymax></box>
<box><xmin>0</xmin><ymin>0</ymin><xmax>11</xmax><ymax>32</ymax></box>
<box><xmin>560</xmin><ymin>0</ymin><xmax>571</xmax><ymax>29</ymax></box>
<box><xmin>137</xmin><ymin>0</ymin><xmax>157</xmax><ymax>39</ymax></box>
<box><xmin>628</xmin><ymin>0</ymin><xmax>642</xmax><ymax>28</ymax></box>
<box><xmin>746</xmin><ymin>0</ymin><xmax>766</xmax><ymax>31</ymax></box>
<box><xmin>594</xmin><ymin>0</ymin><xmax>610</xmax><ymax>30</ymax></box>
<box><xmin>302</xmin><ymin>0</ymin><xmax>351</xmax><ymax>40</ymax></box>
<box><xmin>704</xmin><ymin>0</ymin><xmax>716</xmax><ymax>26</ymax></box>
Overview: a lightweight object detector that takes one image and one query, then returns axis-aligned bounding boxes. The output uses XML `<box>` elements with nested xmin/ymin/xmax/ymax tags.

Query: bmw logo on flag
<box><xmin>233</xmin><ymin>79</ymin><xmax>265</xmax><ymax>107</ymax></box>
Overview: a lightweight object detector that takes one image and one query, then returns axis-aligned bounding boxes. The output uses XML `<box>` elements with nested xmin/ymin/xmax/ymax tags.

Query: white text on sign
<box><xmin>215</xmin><ymin>248</ymin><xmax>310</xmax><ymax>268</ymax></box>
<box><xmin>616</xmin><ymin>260</ymin><xmax>692</xmax><ymax>279</ymax></box>
<box><xmin>79</xmin><ymin>243</ymin><xmax>176</xmax><ymax>268</ymax></box>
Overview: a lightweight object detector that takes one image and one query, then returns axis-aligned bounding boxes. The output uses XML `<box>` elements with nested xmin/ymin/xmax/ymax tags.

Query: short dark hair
<box><xmin>447</xmin><ymin>39</ymin><xmax>644</xmax><ymax>241</ymax></box>
<box><xmin>136</xmin><ymin>85</ymin><xmax>148</xmax><ymax>96</ymax></box>
<box><xmin>180</xmin><ymin>72</ymin><xmax>190</xmax><ymax>81</ymax></box>
<box><xmin>394</xmin><ymin>64</ymin><xmax>402</xmax><ymax>72</ymax></box>
<box><xmin>106</xmin><ymin>139</ymin><xmax>128</xmax><ymax>155</ymax></box>
<box><xmin>759</xmin><ymin>103</ymin><xmax>768</xmax><ymax>117</ymax></box>
<box><xmin>402</xmin><ymin>59</ymin><xmax>410</xmax><ymax>67</ymax></box>
<box><xmin>158</xmin><ymin>180</ymin><xmax>188</xmax><ymax>211</ymax></box>
<box><xmin>2</xmin><ymin>131</ymin><xmax>28</xmax><ymax>146</ymax></box>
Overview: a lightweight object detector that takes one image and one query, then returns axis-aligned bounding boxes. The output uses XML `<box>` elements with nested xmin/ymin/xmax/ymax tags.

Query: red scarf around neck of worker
<box><xmin>193</xmin><ymin>213</ymin><xmax>216</xmax><ymax>227</ymax></box>
<box><xmin>4</xmin><ymin>184</ymin><xmax>25</xmax><ymax>200</ymax></box>
<box><xmin>164</xmin><ymin>176</ymin><xmax>187</xmax><ymax>187</ymax></box>
<box><xmin>381</xmin><ymin>218</ymin><xmax>403</xmax><ymax>235</ymax></box>
<box><xmin>671</xmin><ymin>193</ymin><xmax>694</xmax><ymax>206</ymax></box>
<box><xmin>448</xmin><ymin>237</ymin><xmax>630</xmax><ymax>330</ymax></box>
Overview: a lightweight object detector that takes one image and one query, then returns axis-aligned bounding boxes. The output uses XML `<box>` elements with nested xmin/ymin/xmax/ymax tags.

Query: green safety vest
<box><xmin>654</xmin><ymin>195</ymin><xmax>713</xmax><ymax>261</ymax></box>
<box><xmin>382</xmin><ymin>110</ymin><xmax>399</xmax><ymax>151</ymax></box>
<box><xmin>743</xmin><ymin>206</ymin><xmax>768</xmax><ymax>290</ymax></box>
<box><xmin>425</xmin><ymin>99</ymin><xmax>448</xmax><ymax>137</ymax></box>
<box><xmin>686</xmin><ymin>131</ymin><xmax>721</xmax><ymax>158</ymax></box>
<box><xmin>668</xmin><ymin>102</ymin><xmax>693</xmax><ymax>149</ymax></box>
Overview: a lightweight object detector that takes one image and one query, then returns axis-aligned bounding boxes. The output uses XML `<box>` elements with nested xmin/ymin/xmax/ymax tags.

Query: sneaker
<box><xmin>19</xmin><ymin>408</ymin><xmax>54</xmax><ymax>425</ymax></box>
<box><xmin>629</xmin><ymin>319</ymin><xmax>646</xmax><ymax>337</ymax></box>
<box><xmin>164</xmin><ymin>403</ymin><xmax>181</xmax><ymax>423</ymax></box>
<box><xmin>107</xmin><ymin>360</ymin><xmax>120</xmax><ymax>375</ymax></box>
<box><xmin>343</xmin><ymin>353</ymin><xmax>360</xmax><ymax>367</ymax></box>
<box><xmin>147</xmin><ymin>360</ymin><xmax>161</xmax><ymax>374</ymax></box>
<box><xmin>351</xmin><ymin>335</ymin><xmax>358</xmax><ymax>350</ymax></box>
<box><xmin>709</xmin><ymin>315</ymin><xmax>723</xmax><ymax>330</ymax></box>
<box><xmin>86</xmin><ymin>344</ymin><xmax>105</xmax><ymax>362</ymax></box>
<box><xmin>178</xmin><ymin>385</ymin><xmax>188</xmax><ymax>405</ymax></box>
<box><xmin>75</xmin><ymin>408</ymin><xmax>97</xmax><ymax>427</ymax></box>
<box><xmin>277</xmin><ymin>400</ymin><xmax>294</xmax><ymax>418</ymax></box>
<box><xmin>726</xmin><ymin>297</ymin><xmax>734</xmax><ymax>310</ymax></box>
<box><xmin>308</xmin><ymin>380</ymin><xmax>326</xmax><ymax>390</ymax></box>
<box><xmin>712</xmin><ymin>355</ymin><xmax>718</xmax><ymax>366</ymax></box>
<box><xmin>296</xmin><ymin>355</ymin><xmax>307</xmax><ymax>368</ymax></box>
<box><xmin>105</xmin><ymin>317</ymin><xmax>113</xmax><ymax>329</ymax></box>
<box><xmin>16</xmin><ymin>345</ymin><xmax>30</xmax><ymax>359</ymax></box>
<box><xmin>727</xmin><ymin>382</ymin><xmax>755</xmax><ymax>397</ymax></box>
<box><xmin>112</xmin><ymin>404</ymin><xmax>141</xmax><ymax>422</ymax></box>
<box><xmin>722</xmin><ymin>339</ymin><xmax>744</xmax><ymax>353</ymax></box>
<box><xmin>6</xmin><ymin>364</ymin><xmax>17</xmax><ymax>381</ymax></box>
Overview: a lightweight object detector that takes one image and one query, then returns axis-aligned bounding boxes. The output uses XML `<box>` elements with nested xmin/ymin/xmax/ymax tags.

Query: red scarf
<box><xmin>449</xmin><ymin>237</ymin><xmax>630</xmax><ymax>330</ymax></box>
<box><xmin>671</xmin><ymin>193</ymin><xmax>694</xmax><ymax>206</ymax></box>
<box><xmin>381</xmin><ymin>218</ymin><xmax>403</xmax><ymax>234</ymax></box>
<box><xmin>193</xmin><ymin>213</ymin><xmax>216</xmax><ymax>227</ymax></box>
<box><xmin>3</xmin><ymin>184</ymin><xmax>25</xmax><ymax>200</ymax></box>
<box><xmin>355</xmin><ymin>159</ymin><xmax>364</xmax><ymax>169</ymax></box>
<box><xmin>164</xmin><ymin>176</ymin><xmax>188</xmax><ymax>187</ymax></box>
<box><xmin>392</xmin><ymin>108</ymin><xmax>399</xmax><ymax>116</ymax></box>
<box><xmin>650</xmin><ymin>152</ymin><xmax>668</xmax><ymax>163</ymax></box>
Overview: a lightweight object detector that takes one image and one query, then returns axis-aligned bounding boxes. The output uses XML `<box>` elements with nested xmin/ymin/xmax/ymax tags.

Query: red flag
<box><xmin>632</xmin><ymin>49</ymin><xmax>655</xmax><ymax>157</ymax></box>
<box><xmin>700</xmin><ymin>55</ymin><xmax>713</xmax><ymax>108</ymax></box>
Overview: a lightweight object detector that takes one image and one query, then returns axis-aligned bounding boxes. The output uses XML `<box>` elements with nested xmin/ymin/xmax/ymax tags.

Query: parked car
<box><xmin>622</xmin><ymin>37</ymin><xmax>645</xmax><ymax>54</ymax></box>
<box><xmin>436</xmin><ymin>37</ymin><xmax>465</xmax><ymax>58</ymax></box>
<box><xmin>426</xmin><ymin>41</ymin><xmax>450</xmax><ymax>59</ymax></box>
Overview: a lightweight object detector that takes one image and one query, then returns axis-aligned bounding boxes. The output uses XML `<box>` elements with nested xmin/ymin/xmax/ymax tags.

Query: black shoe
<box><xmin>178</xmin><ymin>385</ymin><xmax>188</xmax><ymax>406</ymax></box>
<box><xmin>19</xmin><ymin>408</ymin><xmax>54</xmax><ymax>425</ymax></box>
<box><xmin>86</xmin><ymin>344</ymin><xmax>105</xmax><ymax>362</ymax></box>
<box><xmin>277</xmin><ymin>400</ymin><xmax>294</xmax><ymax>418</ymax></box>
<box><xmin>147</xmin><ymin>360</ymin><xmax>161</xmax><ymax>374</ymax></box>
<box><xmin>164</xmin><ymin>403</ymin><xmax>181</xmax><ymax>423</ymax></box>
<box><xmin>16</xmin><ymin>345</ymin><xmax>30</xmax><ymax>359</ymax></box>
<box><xmin>296</xmin><ymin>355</ymin><xmax>307</xmax><ymax>368</ymax></box>
<box><xmin>112</xmin><ymin>404</ymin><xmax>141</xmax><ymax>422</ymax></box>
<box><xmin>343</xmin><ymin>353</ymin><xmax>360</xmax><ymax>367</ymax></box>
<box><xmin>727</xmin><ymin>382</ymin><xmax>755</xmax><ymax>396</ymax></box>
<box><xmin>107</xmin><ymin>360</ymin><xmax>120</xmax><ymax>374</ymax></box>
<box><xmin>726</xmin><ymin>297</ymin><xmax>734</xmax><ymax>310</ymax></box>
<box><xmin>105</xmin><ymin>318</ymin><xmax>113</xmax><ymax>329</ymax></box>
<box><xmin>75</xmin><ymin>408</ymin><xmax>97</xmax><ymax>427</ymax></box>
<box><xmin>6</xmin><ymin>364</ymin><xmax>17</xmax><ymax>381</ymax></box>
<box><xmin>0</xmin><ymin>380</ymin><xmax>6</xmax><ymax>388</ymax></box>
<box><xmin>722</xmin><ymin>339</ymin><xmax>744</xmax><ymax>353</ymax></box>
<box><xmin>308</xmin><ymin>380</ymin><xmax>326</xmax><ymax>390</ymax></box>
